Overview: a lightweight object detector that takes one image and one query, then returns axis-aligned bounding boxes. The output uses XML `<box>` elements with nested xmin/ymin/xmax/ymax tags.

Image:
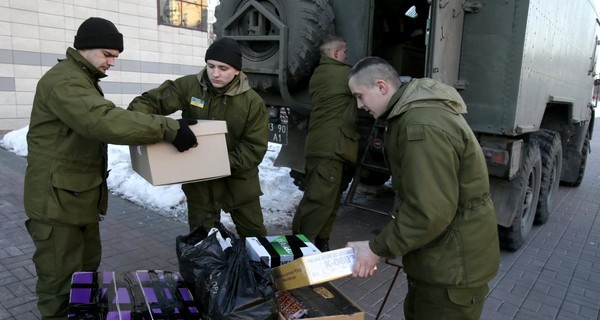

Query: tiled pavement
<box><xmin>1</xmin><ymin>121</ymin><xmax>599</xmax><ymax>319</ymax></box>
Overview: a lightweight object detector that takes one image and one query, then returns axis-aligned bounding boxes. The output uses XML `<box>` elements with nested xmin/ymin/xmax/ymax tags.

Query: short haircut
<box><xmin>349</xmin><ymin>56</ymin><xmax>400</xmax><ymax>88</ymax></box>
<box><xmin>319</xmin><ymin>34</ymin><xmax>346</xmax><ymax>55</ymax></box>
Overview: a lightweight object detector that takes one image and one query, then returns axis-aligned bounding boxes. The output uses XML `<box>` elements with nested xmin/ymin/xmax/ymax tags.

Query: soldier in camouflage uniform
<box><xmin>24</xmin><ymin>17</ymin><xmax>197</xmax><ymax>319</ymax></box>
<box><xmin>347</xmin><ymin>57</ymin><xmax>500</xmax><ymax>320</ymax></box>
<box><xmin>128</xmin><ymin>37</ymin><xmax>269</xmax><ymax>237</ymax></box>
<box><xmin>292</xmin><ymin>35</ymin><xmax>360</xmax><ymax>251</ymax></box>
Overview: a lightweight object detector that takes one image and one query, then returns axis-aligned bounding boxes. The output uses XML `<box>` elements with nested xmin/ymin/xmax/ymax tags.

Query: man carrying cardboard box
<box><xmin>128</xmin><ymin>37</ymin><xmax>269</xmax><ymax>237</ymax></box>
<box><xmin>24</xmin><ymin>17</ymin><xmax>198</xmax><ymax>319</ymax></box>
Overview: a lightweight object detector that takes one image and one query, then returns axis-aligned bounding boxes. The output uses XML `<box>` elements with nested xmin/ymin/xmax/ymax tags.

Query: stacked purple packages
<box><xmin>68</xmin><ymin>270</ymin><xmax>200</xmax><ymax>320</ymax></box>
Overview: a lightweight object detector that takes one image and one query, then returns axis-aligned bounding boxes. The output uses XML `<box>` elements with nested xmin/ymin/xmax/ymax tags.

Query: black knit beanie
<box><xmin>74</xmin><ymin>17</ymin><xmax>124</xmax><ymax>52</ymax></box>
<box><xmin>205</xmin><ymin>37</ymin><xmax>242</xmax><ymax>70</ymax></box>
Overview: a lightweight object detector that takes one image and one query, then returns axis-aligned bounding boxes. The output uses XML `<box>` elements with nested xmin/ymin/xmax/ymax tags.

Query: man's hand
<box><xmin>346</xmin><ymin>240</ymin><xmax>381</xmax><ymax>278</ymax></box>
<box><xmin>172</xmin><ymin>118</ymin><xmax>198</xmax><ymax>152</ymax></box>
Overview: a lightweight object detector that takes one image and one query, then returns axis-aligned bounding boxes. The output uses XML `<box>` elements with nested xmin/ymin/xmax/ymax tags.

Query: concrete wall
<box><xmin>0</xmin><ymin>0</ymin><xmax>217</xmax><ymax>130</ymax></box>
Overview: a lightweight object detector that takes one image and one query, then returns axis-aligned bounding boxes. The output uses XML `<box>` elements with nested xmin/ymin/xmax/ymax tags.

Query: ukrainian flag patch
<box><xmin>190</xmin><ymin>97</ymin><xmax>204</xmax><ymax>108</ymax></box>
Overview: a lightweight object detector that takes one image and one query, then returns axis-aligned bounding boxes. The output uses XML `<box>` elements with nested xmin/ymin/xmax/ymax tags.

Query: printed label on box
<box><xmin>273</xmin><ymin>248</ymin><xmax>355</xmax><ymax>291</ymax></box>
<box><xmin>303</xmin><ymin>248</ymin><xmax>354</xmax><ymax>283</ymax></box>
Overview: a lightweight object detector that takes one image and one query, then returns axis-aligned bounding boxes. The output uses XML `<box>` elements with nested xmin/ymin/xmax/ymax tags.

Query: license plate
<box><xmin>268</xmin><ymin>122</ymin><xmax>288</xmax><ymax>145</ymax></box>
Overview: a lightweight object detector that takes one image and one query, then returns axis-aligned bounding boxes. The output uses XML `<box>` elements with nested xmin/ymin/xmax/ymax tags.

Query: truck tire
<box><xmin>214</xmin><ymin>0</ymin><xmax>334</xmax><ymax>91</ymax></box>
<box><xmin>532</xmin><ymin>130</ymin><xmax>562</xmax><ymax>225</ymax></box>
<box><xmin>498</xmin><ymin>141</ymin><xmax>542</xmax><ymax>251</ymax></box>
<box><xmin>561</xmin><ymin>133</ymin><xmax>589</xmax><ymax>187</ymax></box>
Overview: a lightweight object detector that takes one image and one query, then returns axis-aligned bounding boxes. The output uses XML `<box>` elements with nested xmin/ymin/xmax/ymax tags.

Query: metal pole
<box><xmin>375</xmin><ymin>260</ymin><xmax>403</xmax><ymax>320</ymax></box>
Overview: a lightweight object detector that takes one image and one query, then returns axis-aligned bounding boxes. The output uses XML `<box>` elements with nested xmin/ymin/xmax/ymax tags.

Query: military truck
<box><xmin>213</xmin><ymin>0</ymin><xmax>599</xmax><ymax>251</ymax></box>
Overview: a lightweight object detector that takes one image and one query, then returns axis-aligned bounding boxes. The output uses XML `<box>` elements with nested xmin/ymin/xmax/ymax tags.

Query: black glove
<box><xmin>172</xmin><ymin>118</ymin><xmax>198</xmax><ymax>152</ymax></box>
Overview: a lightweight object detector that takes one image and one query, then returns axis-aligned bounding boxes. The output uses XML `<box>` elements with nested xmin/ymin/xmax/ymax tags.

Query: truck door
<box><xmin>426</xmin><ymin>0</ymin><xmax>465</xmax><ymax>87</ymax></box>
<box><xmin>329</xmin><ymin>0</ymin><xmax>374</xmax><ymax>65</ymax></box>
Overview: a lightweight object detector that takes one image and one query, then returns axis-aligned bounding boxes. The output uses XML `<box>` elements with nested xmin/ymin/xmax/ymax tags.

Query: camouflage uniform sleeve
<box><xmin>127</xmin><ymin>78</ymin><xmax>189</xmax><ymax>116</ymax></box>
<box><xmin>228</xmin><ymin>93</ymin><xmax>269</xmax><ymax>173</ymax></box>
<box><xmin>48</xmin><ymin>77</ymin><xmax>180</xmax><ymax>145</ymax></box>
<box><xmin>370</xmin><ymin>122</ymin><xmax>460</xmax><ymax>258</ymax></box>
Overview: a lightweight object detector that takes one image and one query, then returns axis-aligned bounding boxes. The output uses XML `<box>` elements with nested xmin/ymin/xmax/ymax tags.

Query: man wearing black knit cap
<box><xmin>24</xmin><ymin>17</ymin><xmax>197</xmax><ymax>318</ymax></box>
<box><xmin>74</xmin><ymin>17</ymin><xmax>125</xmax><ymax>53</ymax></box>
<box><xmin>129</xmin><ymin>37</ymin><xmax>269</xmax><ymax>237</ymax></box>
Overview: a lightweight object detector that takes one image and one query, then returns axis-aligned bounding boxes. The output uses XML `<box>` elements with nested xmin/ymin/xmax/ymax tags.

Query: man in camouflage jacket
<box><xmin>292</xmin><ymin>35</ymin><xmax>360</xmax><ymax>251</ymax></box>
<box><xmin>24</xmin><ymin>17</ymin><xmax>197</xmax><ymax>319</ymax></box>
<box><xmin>128</xmin><ymin>37</ymin><xmax>269</xmax><ymax>237</ymax></box>
<box><xmin>347</xmin><ymin>57</ymin><xmax>500</xmax><ymax>320</ymax></box>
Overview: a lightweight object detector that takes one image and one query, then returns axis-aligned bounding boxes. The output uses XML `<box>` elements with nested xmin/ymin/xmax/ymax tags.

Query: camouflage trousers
<box><xmin>26</xmin><ymin>219</ymin><xmax>101</xmax><ymax>319</ymax></box>
<box><xmin>292</xmin><ymin>157</ymin><xmax>344</xmax><ymax>241</ymax></box>
<box><xmin>404</xmin><ymin>276</ymin><xmax>489</xmax><ymax>320</ymax></box>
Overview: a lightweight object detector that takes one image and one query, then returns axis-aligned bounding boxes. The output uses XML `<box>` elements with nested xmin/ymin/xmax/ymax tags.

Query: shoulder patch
<box><xmin>407</xmin><ymin>124</ymin><xmax>425</xmax><ymax>141</ymax></box>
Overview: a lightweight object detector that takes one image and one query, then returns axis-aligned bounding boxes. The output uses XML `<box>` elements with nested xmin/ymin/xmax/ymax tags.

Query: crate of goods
<box><xmin>277</xmin><ymin>281</ymin><xmax>364</xmax><ymax>320</ymax></box>
<box><xmin>67</xmin><ymin>270</ymin><xmax>200</xmax><ymax>319</ymax></box>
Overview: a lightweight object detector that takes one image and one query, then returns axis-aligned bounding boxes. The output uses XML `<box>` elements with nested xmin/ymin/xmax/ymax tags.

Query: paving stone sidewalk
<box><xmin>1</xmin><ymin>123</ymin><xmax>599</xmax><ymax>319</ymax></box>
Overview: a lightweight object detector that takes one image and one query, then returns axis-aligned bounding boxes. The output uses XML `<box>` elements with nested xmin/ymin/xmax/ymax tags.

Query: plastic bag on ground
<box><xmin>176</xmin><ymin>223</ymin><xmax>278</xmax><ymax>319</ymax></box>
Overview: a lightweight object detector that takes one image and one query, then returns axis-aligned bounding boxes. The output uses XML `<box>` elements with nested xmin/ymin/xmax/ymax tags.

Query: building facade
<box><xmin>0</xmin><ymin>0</ymin><xmax>218</xmax><ymax>130</ymax></box>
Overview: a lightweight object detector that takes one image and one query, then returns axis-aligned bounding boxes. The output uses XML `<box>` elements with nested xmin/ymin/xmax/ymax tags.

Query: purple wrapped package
<box><xmin>68</xmin><ymin>270</ymin><xmax>200</xmax><ymax>320</ymax></box>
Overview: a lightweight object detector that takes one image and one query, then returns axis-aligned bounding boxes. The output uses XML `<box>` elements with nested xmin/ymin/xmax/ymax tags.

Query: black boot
<box><xmin>314</xmin><ymin>237</ymin><xmax>330</xmax><ymax>252</ymax></box>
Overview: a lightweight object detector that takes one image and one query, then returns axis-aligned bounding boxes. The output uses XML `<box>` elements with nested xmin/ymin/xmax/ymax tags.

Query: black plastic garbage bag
<box><xmin>176</xmin><ymin>223</ymin><xmax>278</xmax><ymax>319</ymax></box>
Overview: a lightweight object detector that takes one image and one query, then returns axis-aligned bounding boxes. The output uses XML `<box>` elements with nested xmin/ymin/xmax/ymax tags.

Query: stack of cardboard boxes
<box><xmin>246</xmin><ymin>234</ymin><xmax>364</xmax><ymax>319</ymax></box>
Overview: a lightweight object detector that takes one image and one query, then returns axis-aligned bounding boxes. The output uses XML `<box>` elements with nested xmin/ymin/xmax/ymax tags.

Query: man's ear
<box><xmin>376</xmin><ymin>79</ymin><xmax>389</xmax><ymax>95</ymax></box>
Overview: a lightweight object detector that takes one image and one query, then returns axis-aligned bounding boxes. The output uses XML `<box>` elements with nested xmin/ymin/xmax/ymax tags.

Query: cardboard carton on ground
<box><xmin>277</xmin><ymin>281</ymin><xmax>364</xmax><ymax>320</ymax></box>
<box><xmin>246</xmin><ymin>234</ymin><xmax>321</xmax><ymax>267</ymax></box>
<box><xmin>272</xmin><ymin>247</ymin><xmax>355</xmax><ymax>291</ymax></box>
<box><xmin>68</xmin><ymin>270</ymin><xmax>200</xmax><ymax>319</ymax></box>
<box><xmin>130</xmin><ymin>120</ymin><xmax>230</xmax><ymax>186</ymax></box>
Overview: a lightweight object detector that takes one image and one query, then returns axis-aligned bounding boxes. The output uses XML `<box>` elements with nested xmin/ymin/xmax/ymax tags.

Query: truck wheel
<box><xmin>561</xmin><ymin>133</ymin><xmax>589</xmax><ymax>187</ymax></box>
<box><xmin>214</xmin><ymin>0</ymin><xmax>334</xmax><ymax>91</ymax></box>
<box><xmin>498</xmin><ymin>141</ymin><xmax>542</xmax><ymax>251</ymax></box>
<box><xmin>532</xmin><ymin>130</ymin><xmax>562</xmax><ymax>225</ymax></box>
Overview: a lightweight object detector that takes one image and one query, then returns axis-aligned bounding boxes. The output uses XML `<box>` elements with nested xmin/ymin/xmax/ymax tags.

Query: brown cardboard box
<box><xmin>277</xmin><ymin>282</ymin><xmax>364</xmax><ymax>320</ymax></box>
<box><xmin>130</xmin><ymin>120</ymin><xmax>230</xmax><ymax>186</ymax></box>
<box><xmin>272</xmin><ymin>248</ymin><xmax>354</xmax><ymax>291</ymax></box>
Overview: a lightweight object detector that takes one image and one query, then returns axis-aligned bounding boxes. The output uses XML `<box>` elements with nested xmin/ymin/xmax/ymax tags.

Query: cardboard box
<box><xmin>68</xmin><ymin>270</ymin><xmax>200</xmax><ymax>319</ymax></box>
<box><xmin>246</xmin><ymin>234</ymin><xmax>321</xmax><ymax>267</ymax></box>
<box><xmin>130</xmin><ymin>120</ymin><xmax>230</xmax><ymax>186</ymax></box>
<box><xmin>277</xmin><ymin>282</ymin><xmax>364</xmax><ymax>320</ymax></box>
<box><xmin>272</xmin><ymin>247</ymin><xmax>355</xmax><ymax>291</ymax></box>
